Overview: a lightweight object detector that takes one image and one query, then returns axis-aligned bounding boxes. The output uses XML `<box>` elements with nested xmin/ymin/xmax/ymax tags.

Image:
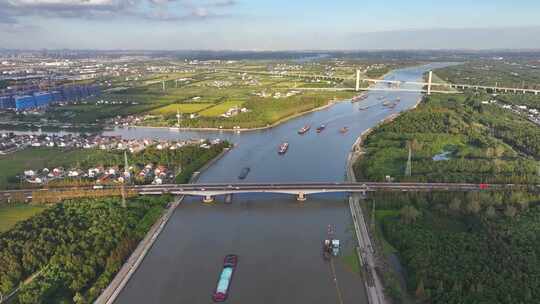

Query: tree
<box><xmin>400</xmin><ymin>205</ymin><xmax>421</xmax><ymax>224</ymax></box>
<box><xmin>466</xmin><ymin>199</ymin><xmax>482</xmax><ymax>215</ymax></box>
<box><xmin>449</xmin><ymin>197</ymin><xmax>461</xmax><ymax>213</ymax></box>
<box><xmin>485</xmin><ymin>206</ymin><xmax>496</xmax><ymax>218</ymax></box>
<box><xmin>504</xmin><ymin>205</ymin><xmax>517</xmax><ymax>218</ymax></box>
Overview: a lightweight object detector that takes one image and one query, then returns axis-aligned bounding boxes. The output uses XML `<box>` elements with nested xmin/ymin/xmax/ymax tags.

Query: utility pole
<box><xmin>176</xmin><ymin>106</ymin><xmax>182</xmax><ymax>127</ymax></box>
<box><xmin>355</xmin><ymin>69</ymin><xmax>360</xmax><ymax>92</ymax></box>
<box><xmin>405</xmin><ymin>141</ymin><xmax>412</xmax><ymax>177</ymax></box>
<box><xmin>371</xmin><ymin>200</ymin><xmax>376</xmax><ymax>231</ymax></box>
<box><xmin>427</xmin><ymin>71</ymin><xmax>433</xmax><ymax>95</ymax></box>
<box><xmin>121</xmin><ymin>151</ymin><xmax>130</xmax><ymax>208</ymax></box>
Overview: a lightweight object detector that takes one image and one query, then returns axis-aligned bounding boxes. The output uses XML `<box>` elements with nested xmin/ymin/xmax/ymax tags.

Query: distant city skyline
<box><xmin>1</xmin><ymin>0</ymin><xmax>540</xmax><ymax>50</ymax></box>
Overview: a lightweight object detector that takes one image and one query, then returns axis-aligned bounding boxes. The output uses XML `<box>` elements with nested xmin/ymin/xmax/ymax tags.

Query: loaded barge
<box><xmin>213</xmin><ymin>255</ymin><xmax>238</xmax><ymax>302</ymax></box>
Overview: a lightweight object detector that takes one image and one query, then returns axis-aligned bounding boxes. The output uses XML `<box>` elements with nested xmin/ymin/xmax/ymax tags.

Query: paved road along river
<box><xmin>105</xmin><ymin>63</ymin><xmax>449</xmax><ymax>304</ymax></box>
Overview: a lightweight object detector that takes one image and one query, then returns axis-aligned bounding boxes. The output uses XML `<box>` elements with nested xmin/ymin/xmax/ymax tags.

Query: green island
<box><xmin>354</xmin><ymin>63</ymin><xmax>540</xmax><ymax>303</ymax></box>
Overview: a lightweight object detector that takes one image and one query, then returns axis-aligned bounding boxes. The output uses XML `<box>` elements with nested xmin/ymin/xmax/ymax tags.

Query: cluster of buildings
<box><xmin>23</xmin><ymin>161</ymin><xmax>175</xmax><ymax>186</ymax></box>
<box><xmin>0</xmin><ymin>132</ymin><xmax>217</xmax><ymax>155</ymax></box>
<box><xmin>489</xmin><ymin>100</ymin><xmax>540</xmax><ymax>125</ymax></box>
<box><xmin>0</xmin><ymin>84</ymin><xmax>101</xmax><ymax>111</ymax></box>
<box><xmin>220</xmin><ymin>106</ymin><xmax>249</xmax><ymax>118</ymax></box>
<box><xmin>8</xmin><ymin>133</ymin><xmax>224</xmax><ymax>185</ymax></box>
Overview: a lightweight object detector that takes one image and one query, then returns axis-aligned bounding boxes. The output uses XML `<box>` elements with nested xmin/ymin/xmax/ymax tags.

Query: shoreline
<box><xmin>129</xmin><ymin>98</ymin><xmax>345</xmax><ymax>133</ymax></box>
<box><xmin>345</xmin><ymin>93</ymin><xmax>425</xmax><ymax>304</ymax></box>
<box><xmin>93</xmin><ymin>146</ymin><xmax>231</xmax><ymax>304</ymax></box>
<box><xmin>125</xmin><ymin>71</ymin><xmax>389</xmax><ymax>134</ymax></box>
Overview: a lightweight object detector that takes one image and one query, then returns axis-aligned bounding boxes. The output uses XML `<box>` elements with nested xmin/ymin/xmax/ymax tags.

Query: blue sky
<box><xmin>1</xmin><ymin>0</ymin><xmax>540</xmax><ymax>49</ymax></box>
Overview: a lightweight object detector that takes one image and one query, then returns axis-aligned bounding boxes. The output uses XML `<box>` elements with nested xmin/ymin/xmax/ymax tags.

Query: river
<box><xmin>2</xmin><ymin>63</ymin><xmax>449</xmax><ymax>304</ymax></box>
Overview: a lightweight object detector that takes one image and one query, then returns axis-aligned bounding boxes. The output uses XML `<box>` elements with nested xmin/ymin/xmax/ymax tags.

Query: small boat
<box><xmin>339</xmin><ymin>127</ymin><xmax>349</xmax><ymax>134</ymax></box>
<box><xmin>298</xmin><ymin>125</ymin><xmax>311</xmax><ymax>135</ymax></box>
<box><xmin>359</xmin><ymin>106</ymin><xmax>369</xmax><ymax>111</ymax></box>
<box><xmin>316</xmin><ymin>124</ymin><xmax>326</xmax><ymax>133</ymax></box>
<box><xmin>382</xmin><ymin>101</ymin><xmax>391</xmax><ymax>107</ymax></box>
<box><xmin>278</xmin><ymin>142</ymin><xmax>289</xmax><ymax>154</ymax></box>
<box><xmin>238</xmin><ymin>167</ymin><xmax>250</xmax><ymax>180</ymax></box>
<box><xmin>351</xmin><ymin>95</ymin><xmax>367</xmax><ymax>103</ymax></box>
<box><xmin>213</xmin><ymin>255</ymin><xmax>238</xmax><ymax>302</ymax></box>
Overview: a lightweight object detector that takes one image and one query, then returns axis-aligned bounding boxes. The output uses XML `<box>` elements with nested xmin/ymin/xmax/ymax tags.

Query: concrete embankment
<box><xmin>345</xmin><ymin>95</ymin><xmax>425</xmax><ymax>304</ymax></box>
<box><xmin>94</xmin><ymin>147</ymin><xmax>231</xmax><ymax>304</ymax></box>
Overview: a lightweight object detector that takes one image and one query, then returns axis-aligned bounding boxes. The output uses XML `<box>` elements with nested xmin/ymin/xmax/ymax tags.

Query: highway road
<box><xmin>0</xmin><ymin>182</ymin><xmax>521</xmax><ymax>203</ymax></box>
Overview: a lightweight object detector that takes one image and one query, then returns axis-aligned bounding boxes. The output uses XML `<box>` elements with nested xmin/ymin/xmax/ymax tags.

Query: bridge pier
<box><xmin>224</xmin><ymin>194</ymin><xmax>233</xmax><ymax>204</ymax></box>
<box><xmin>297</xmin><ymin>192</ymin><xmax>307</xmax><ymax>202</ymax></box>
<box><xmin>202</xmin><ymin>195</ymin><xmax>214</xmax><ymax>203</ymax></box>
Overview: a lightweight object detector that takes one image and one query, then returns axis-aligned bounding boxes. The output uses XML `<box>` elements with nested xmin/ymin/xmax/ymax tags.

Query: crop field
<box><xmin>198</xmin><ymin>100</ymin><xmax>246</xmax><ymax>117</ymax></box>
<box><xmin>32</xmin><ymin>60</ymin><xmax>408</xmax><ymax>128</ymax></box>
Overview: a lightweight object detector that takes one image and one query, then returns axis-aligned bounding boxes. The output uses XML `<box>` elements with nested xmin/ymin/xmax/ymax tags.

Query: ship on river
<box><xmin>298</xmin><ymin>125</ymin><xmax>311</xmax><ymax>134</ymax></box>
<box><xmin>316</xmin><ymin>124</ymin><xmax>326</xmax><ymax>133</ymax></box>
<box><xmin>212</xmin><ymin>255</ymin><xmax>238</xmax><ymax>302</ymax></box>
<box><xmin>278</xmin><ymin>142</ymin><xmax>289</xmax><ymax>154</ymax></box>
<box><xmin>238</xmin><ymin>167</ymin><xmax>250</xmax><ymax>180</ymax></box>
<box><xmin>351</xmin><ymin>94</ymin><xmax>368</xmax><ymax>103</ymax></box>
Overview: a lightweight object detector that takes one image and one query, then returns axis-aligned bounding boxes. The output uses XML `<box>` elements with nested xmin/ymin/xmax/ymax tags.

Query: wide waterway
<box><xmin>3</xmin><ymin>63</ymin><xmax>450</xmax><ymax>304</ymax></box>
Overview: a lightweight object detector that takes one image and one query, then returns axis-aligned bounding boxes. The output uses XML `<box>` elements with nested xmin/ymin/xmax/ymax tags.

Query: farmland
<box><xmin>11</xmin><ymin>59</ymin><xmax>409</xmax><ymax>130</ymax></box>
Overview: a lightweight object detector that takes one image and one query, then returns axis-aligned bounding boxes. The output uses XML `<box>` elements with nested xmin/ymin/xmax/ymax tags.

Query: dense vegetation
<box><xmin>369</xmin><ymin>191</ymin><xmax>540</xmax><ymax>304</ymax></box>
<box><xmin>435</xmin><ymin>61</ymin><xmax>540</xmax><ymax>89</ymax></box>
<box><xmin>0</xmin><ymin>196</ymin><xmax>168</xmax><ymax>303</ymax></box>
<box><xmin>354</xmin><ymin>92</ymin><xmax>540</xmax><ymax>184</ymax></box>
<box><xmin>355</xmin><ymin>88</ymin><xmax>540</xmax><ymax>303</ymax></box>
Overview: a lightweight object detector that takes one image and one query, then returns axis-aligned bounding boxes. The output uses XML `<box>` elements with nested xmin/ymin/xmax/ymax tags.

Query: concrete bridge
<box><xmin>1</xmin><ymin>182</ymin><xmax>521</xmax><ymax>204</ymax></box>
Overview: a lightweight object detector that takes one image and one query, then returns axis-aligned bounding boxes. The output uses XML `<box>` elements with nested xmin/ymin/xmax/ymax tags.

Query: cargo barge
<box><xmin>213</xmin><ymin>255</ymin><xmax>238</xmax><ymax>302</ymax></box>
<box><xmin>238</xmin><ymin>167</ymin><xmax>250</xmax><ymax>180</ymax></box>
<box><xmin>297</xmin><ymin>125</ymin><xmax>311</xmax><ymax>135</ymax></box>
<box><xmin>278</xmin><ymin>142</ymin><xmax>289</xmax><ymax>154</ymax></box>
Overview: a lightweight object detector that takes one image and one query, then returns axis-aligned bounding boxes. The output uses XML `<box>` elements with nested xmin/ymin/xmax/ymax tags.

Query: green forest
<box><xmin>354</xmin><ymin>92</ymin><xmax>540</xmax><ymax>183</ymax></box>
<box><xmin>369</xmin><ymin>191</ymin><xmax>540</xmax><ymax>304</ymax></box>
<box><xmin>0</xmin><ymin>195</ymin><xmax>169</xmax><ymax>303</ymax></box>
<box><xmin>355</xmin><ymin>91</ymin><xmax>540</xmax><ymax>303</ymax></box>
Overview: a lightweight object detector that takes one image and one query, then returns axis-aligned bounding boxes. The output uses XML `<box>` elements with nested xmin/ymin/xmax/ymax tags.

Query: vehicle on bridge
<box><xmin>213</xmin><ymin>255</ymin><xmax>238</xmax><ymax>302</ymax></box>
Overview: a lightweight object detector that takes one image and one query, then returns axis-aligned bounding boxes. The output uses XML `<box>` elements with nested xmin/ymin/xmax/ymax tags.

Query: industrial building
<box><xmin>0</xmin><ymin>84</ymin><xmax>101</xmax><ymax>111</ymax></box>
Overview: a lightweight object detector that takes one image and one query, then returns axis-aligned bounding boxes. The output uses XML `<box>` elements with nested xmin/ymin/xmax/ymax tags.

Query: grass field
<box><xmin>0</xmin><ymin>204</ymin><xmax>48</xmax><ymax>233</ymax></box>
<box><xmin>198</xmin><ymin>100</ymin><xmax>246</xmax><ymax>117</ymax></box>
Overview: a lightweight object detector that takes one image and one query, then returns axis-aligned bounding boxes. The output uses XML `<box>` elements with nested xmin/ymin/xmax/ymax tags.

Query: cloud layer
<box><xmin>0</xmin><ymin>0</ymin><xmax>236</xmax><ymax>24</ymax></box>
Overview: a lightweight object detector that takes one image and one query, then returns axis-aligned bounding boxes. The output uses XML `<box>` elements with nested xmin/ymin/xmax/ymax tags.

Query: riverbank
<box><xmin>130</xmin><ymin>98</ymin><xmax>346</xmax><ymax>133</ymax></box>
<box><xmin>93</xmin><ymin>145</ymin><xmax>231</xmax><ymax>304</ymax></box>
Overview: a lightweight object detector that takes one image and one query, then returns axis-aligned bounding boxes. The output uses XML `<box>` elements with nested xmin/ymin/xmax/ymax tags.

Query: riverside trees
<box><xmin>0</xmin><ymin>196</ymin><xmax>168</xmax><ymax>303</ymax></box>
